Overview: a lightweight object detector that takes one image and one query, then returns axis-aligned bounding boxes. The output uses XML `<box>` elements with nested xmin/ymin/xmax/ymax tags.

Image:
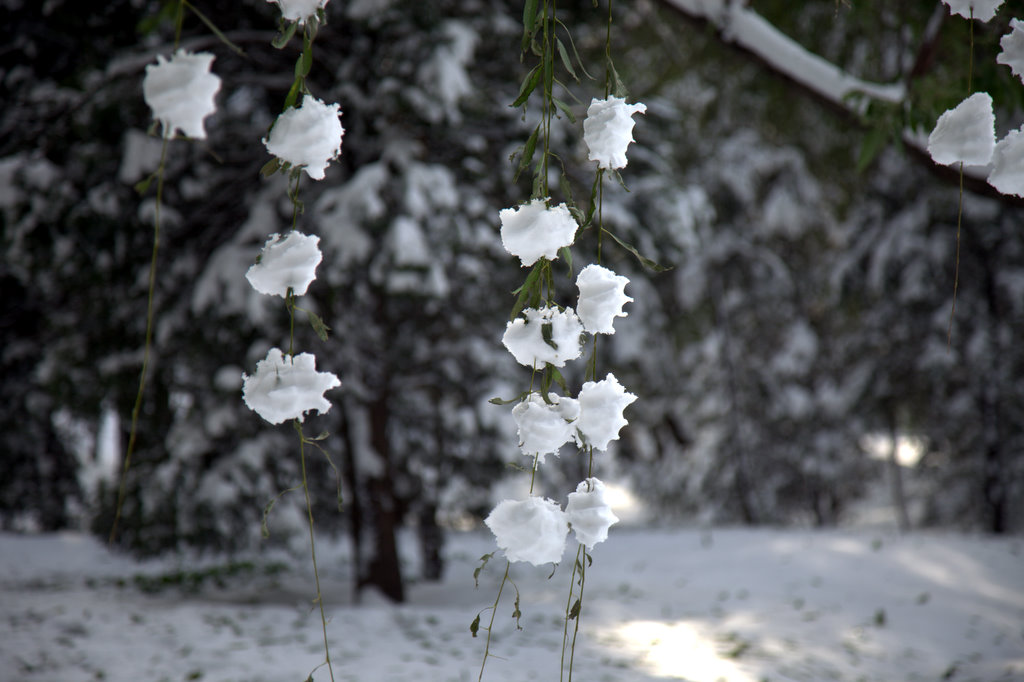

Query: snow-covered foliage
<box><xmin>941</xmin><ymin>0</ymin><xmax>1004</xmax><ymax>22</ymax></box>
<box><xmin>511</xmin><ymin>393</ymin><xmax>579</xmax><ymax>464</ymax></box>
<box><xmin>484</xmin><ymin>497</ymin><xmax>568</xmax><ymax>565</ymax></box>
<box><xmin>245</xmin><ymin>231</ymin><xmax>323</xmax><ymax>297</ymax></box>
<box><xmin>583</xmin><ymin>97</ymin><xmax>647</xmax><ymax>169</ymax></box>
<box><xmin>576</xmin><ymin>373</ymin><xmax>636</xmax><ymax>451</ymax></box>
<box><xmin>267</xmin><ymin>0</ymin><xmax>329</xmax><ymax>24</ymax></box>
<box><xmin>575</xmin><ymin>264</ymin><xmax>632</xmax><ymax>334</ymax></box>
<box><xmin>142</xmin><ymin>50</ymin><xmax>221</xmax><ymax>139</ymax></box>
<box><xmin>502</xmin><ymin>306</ymin><xmax>584</xmax><ymax>368</ymax></box>
<box><xmin>241</xmin><ymin>348</ymin><xmax>340</xmax><ymax>424</ymax></box>
<box><xmin>927</xmin><ymin>92</ymin><xmax>995</xmax><ymax>166</ymax></box>
<box><xmin>997</xmin><ymin>18</ymin><xmax>1024</xmax><ymax>82</ymax></box>
<box><xmin>988</xmin><ymin>126</ymin><xmax>1024</xmax><ymax>197</ymax></box>
<box><xmin>263</xmin><ymin>94</ymin><xmax>344</xmax><ymax>180</ymax></box>
<box><xmin>565</xmin><ymin>477</ymin><xmax>619</xmax><ymax>549</ymax></box>
<box><xmin>499</xmin><ymin>199</ymin><xmax>577</xmax><ymax>266</ymax></box>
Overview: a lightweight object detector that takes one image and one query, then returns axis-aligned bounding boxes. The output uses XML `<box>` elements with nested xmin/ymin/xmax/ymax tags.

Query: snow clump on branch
<box><xmin>267</xmin><ymin>0</ymin><xmax>329</xmax><ymax>24</ymax></box>
<box><xmin>583</xmin><ymin>97</ymin><xmax>647</xmax><ymax>170</ymax></box>
<box><xmin>997</xmin><ymin>18</ymin><xmax>1024</xmax><ymax>82</ymax></box>
<box><xmin>499</xmin><ymin>199</ymin><xmax>577</xmax><ymax>267</ymax></box>
<box><xmin>576</xmin><ymin>373</ymin><xmax>637</xmax><ymax>451</ymax></box>
<box><xmin>245</xmin><ymin>231</ymin><xmax>323</xmax><ymax>297</ymax></box>
<box><xmin>242</xmin><ymin>348</ymin><xmax>340</xmax><ymax>424</ymax></box>
<box><xmin>512</xmin><ymin>393</ymin><xmax>580</xmax><ymax>464</ymax></box>
<box><xmin>941</xmin><ymin>0</ymin><xmax>1004</xmax><ymax>22</ymax></box>
<box><xmin>927</xmin><ymin>92</ymin><xmax>995</xmax><ymax>166</ymax></box>
<box><xmin>485</xmin><ymin>497</ymin><xmax>569</xmax><ymax>566</ymax></box>
<box><xmin>264</xmin><ymin>94</ymin><xmax>344</xmax><ymax>180</ymax></box>
<box><xmin>988</xmin><ymin>126</ymin><xmax>1024</xmax><ymax>197</ymax></box>
<box><xmin>565</xmin><ymin>478</ymin><xmax>619</xmax><ymax>550</ymax></box>
<box><xmin>142</xmin><ymin>50</ymin><xmax>221</xmax><ymax>139</ymax></box>
<box><xmin>502</xmin><ymin>306</ymin><xmax>584</xmax><ymax>368</ymax></box>
<box><xmin>576</xmin><ymin>264</ymin><xmax>632</xmax><ymax>334</ymax></box>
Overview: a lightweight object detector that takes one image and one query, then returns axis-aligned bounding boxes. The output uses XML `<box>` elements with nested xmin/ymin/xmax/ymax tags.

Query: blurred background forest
<box><xmin>1</xmin><ymin>0</ymin><xmax>1022</xmax><ymax>602</ymax></box>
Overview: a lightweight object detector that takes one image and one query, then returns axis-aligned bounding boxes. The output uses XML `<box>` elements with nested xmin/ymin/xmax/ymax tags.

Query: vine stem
<box><xmin>299</xmin><ymin>424</ymin><xmax>336</xmax><ymax>682</ymax></box>
<box><xmin>948</xmin><ymin>11</ymin><xmax>974</xmax><ymax>347</ymax></box>
<box><xmin>478</xmin><ymin>561</ymin><xmax>512</xmax><ymax>682</ymax></box>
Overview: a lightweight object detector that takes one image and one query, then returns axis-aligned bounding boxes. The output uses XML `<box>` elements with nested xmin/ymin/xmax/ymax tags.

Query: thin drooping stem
<box><xmin>478</xmin><ymin>561</ymin><xmax>511</xmax><ymax>682</ymax></box>
<box><xmin>299</xmin><ymin>425</ymin><xmax>336</xmax><ymax>682</ymax></box>
<box><xmin>948</xmin><ymin>13</ymin><xmax>975</xmax><ymax>346</ymax></box>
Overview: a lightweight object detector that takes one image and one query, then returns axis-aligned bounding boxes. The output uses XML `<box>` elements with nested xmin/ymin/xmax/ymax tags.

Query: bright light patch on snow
<box><xmin>485</xmin><ymin>497</ymin><xmax>568</xmax><ymax>566</ymax></box>
<box><xmin>576</xmin><ymin>373</ymin><xmax>637</xmax><ymax>451</ymax></box>
<box><xmin>613</xmin><ymin>621</ymin><xmax>756</xmax><ymax>681</ymax></box>
<box><xmin>583</xmin><ymin>97</ymin><xmax>647</xmax><ymax>170</ymax></box>
<box><xmin>576</xmin><ymin>263</ymin><xmax>632</xmax><ymax>334</ymax></box>
<box><xmin>942</xmin><ymin>0</ymin><xmax>1004</xmax><ymax>22</ymax></box>
<box><xmin>499</xmin><ymin>199</ymin><xmax>577</xmax><ymax>267</ymax></box>
<box><xmin>502</xmin><ymin>306</ymin><xmax>584</xmax><ymax>368</ymax></box>
<box><xmin>241</xmin><ymin>348</ymin><xmax>340</xmax><ymax>424</ymax></box>
<box><xmin>861</xmin><ymin>432</ymin><xmax>926</xmax><ymax>467</ymax></box>
<box><xmin>142</xmin><ymin>50</ymin><xmax>221</xmax><ymax>139</ymax></box>
<box><xmin>988</xmin><ymin>126</ymin><xmax>1024</xmax><ymax>197</ymax></box>
<box><xmin>927</xmin><ymin>92</ymin><xmax>996</xmax><ymax>166</ymax></box>
<box><xmin>267</xmin><ymin>0</ymin><xmax>328</xmax><ymax>24</ymax></box>
<box><xmin>245</xmin><ymin>231</ymin><xmax>322</xmax><ymax>297</ymax></box>
<box><xmin>263</xmin><ymin>94</ymin><xmax>344</xmax><ymax>180</ymax></box>
<box><xmin>565</xmin><ymin>478</ymin><xmax>619</xmax><ymax>550</ymax></box>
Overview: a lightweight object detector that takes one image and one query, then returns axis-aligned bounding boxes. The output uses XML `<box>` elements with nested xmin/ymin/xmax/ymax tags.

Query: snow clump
<box><xmin>502</xmin><ymin>306</ymin><xmax>584</xmax><ymax>368</ymax></box>
<box><xmin>565</xmin><ymin>478</ymin><xmax>619</xmax><ymax>550</ymax></box>
<box><xmin>583</xmin><ymin>96</ymin><xmax>647</xmax><ymax>169</ymax></box>
<box><xmin>512</xmin><ymin>393</ymin><xmax>580</xmax><ymax>464</ymax></box>
<box><xmin>264</xmin><ymin>94</ymin><xmax>344</xmax><ymax>180</ymax></box>
<box><xmin>941</xmin><ymin>0</ymin><xmax>1004</xmax><ymax>22</ymax></box>
<box><xmin>485</xmin><ymin>497</ymin><xmax>568</xmax><ymax>566</ymax></box>
<box><xmin>143</xmin><ymin>50</ymin><xmax>221</xmax><ymax>139</ymax></box>
<box><xmin>927</xmin><ymin>92</ymin><xmax>995</xmax><ymax>166</ymax></box>
<box><xmin>245</xmin><ymin>231</ymin><xmax>323</xmax><ymax>297</ymax></box>
<box><xmin>997</xmin><ymin>18</ymin><xmax>1024</xmax><ymax>82</ymax></box>
<box><xmin>576</xmin><ymin>373</ymin><xmax>637</xmax><ymax>451</ymax></box>
<box><xmin>988</xmin><ymin>126</ymin><xmax>1024</xmax><ymax>197</ymax></box>
<box><xmin>267</xmin><ymin>0</ymin><xmax>329</xmax><ymax>24</ymax></box>
<box><xmin>242</xmin><ymin>348</ymin><xmax>340</xmax><ymax>424</ymax></box>
<box><xmin>576</xmin><ymin>264</ymin><xmax>632</xmax><ymax>334</ymax></box>
<box><xmin>499</xmin><ymin>199</ymin><xmax>577</xmax><ymax>267</ymax></box>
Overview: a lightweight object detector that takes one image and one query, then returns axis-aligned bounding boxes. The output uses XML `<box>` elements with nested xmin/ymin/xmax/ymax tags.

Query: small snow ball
<box><xmin>143</xmin><ymin>50</ymin><xmax>221</xmax><ymax>139</ymax></box>
<box><xmin>502</xmin><ymin>306</ymin><xmax>584</xmax><ymax>368</ymax></box>
<box><xmin>576</xmin><ymin>263</ymin><xmax>632</xmax><ymax>335</ymax></box>
<box><xmin>485</xmin><ymin>497</ymin><xmax>569</xmax><ymax>566</ymax></box>
<box><xmin>267</xmin><ymin>0</ymin><xmax>329</xmax><ymax>24</ymax></box>
<box><xmin>988</xmin><ymin>127</ymin><xmax>1024</xmax><ymax>197</ymax></box>
<box><xmin>941</xmin><ymin>0</ymin><xmax>1004</xmax><ymax>22</ymax></box>
<box><xmin>499</xmin><ymin>199</ymin><xmax>577</xmax><ymax>267</ymax></box>
<box><xmin>565</xmin><ymin>478</ymin><xmax>619</xmax><ymax>550</ymax></box>
<box><xmin>264</xmin><ymin>94</ymin><xmax>344</xmax><ymax>180</ymax></box>
<box><xmin>512</xmin><ymin>393</ymin><xmax>579</xmax><ymax>464</ymax></box>
<box><xmin>246</xmin><ymin>231</ymin><xmax>323</xmax><ymax>297</ymax></box>
<box><xmin>242</xmin><ymin>348</ymin><xmax>340</xmax><ymax>424</ymax></box>
<box><xmin>927</xmin><ymin>92</ymin><xmax>995</xmax><ymax>166</ymax></box>
<box><xmin>583</xmin><ymin>96</ymin><xmax>647</xmax><ymax>170</ymax></box>
<box><xmin>576</xmin><ymin>373</ymin><xmax>637</xmax><ymax>451</ymax></box>
<box><xmin>997</xmin><ymin>18</ymin><xmax>1024</xmax><ymax>82</ymax></box>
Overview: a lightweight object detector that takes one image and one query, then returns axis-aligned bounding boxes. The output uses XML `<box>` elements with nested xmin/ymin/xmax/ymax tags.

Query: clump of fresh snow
<box><xmin>576</xmin><ymin>264</ymin><xmax>632</xmax><ymax>334</ymax></box>
<box><xmin>512</xmin><ymin>393</ymin><xmax>579</xmax><ymax>464</ymax></box>
<box><xmin>502</xmin><ymin>306</ymin><xmax>584</xmax><ymax>368</ymax></box>
<box><xmin>988</xmin><ymin>126</ymin><xmax>1024</xmax><ymax>197</ymax></box>
<box><xmin>583</xmin><ymin>97</ymin><xmax>647</xmax><ymax>170</ymax></box>
<box><xmin>941</xmin><ymin>0</ymin><xmax>1004</xmax><ymax>22</ymax></box>
<box><xmin>927</xmin><ymin>92</ymin><xmax>995</xmax><ymax>166</ymax></box>
<box><xmin>997</xmin><ymin>18</ymin><xmax>1024</xmax><ymax>82</ymax></box>
<box><xmin>267</xmin><ymin>0</ymin><xmax>328</xmax><ymax>24</ymax></box>
<box><xmin>499</xmin><ymin>199</ymin><xmax>577</xmax><ymax>267</ymax></box>
<box><xmin>576</xmin><ymin>373</ymin><xmax>637</xmax><ymax>451</ymax></box>
<box><xmin>242</xmin><ymin>348</ymin><xmax>340</xmax><ymax>424</ymax></box>
<box><xmin>565</xmin><ymin>478</ymin><xmax>619</xmax><ymax>550</ymax></box>
<box><xmin>245</xmin><ymin>231</ymin><xmax>322</xmax><ymax>297</ymax></box>
<box><xmin>264</xmin><ymin>94</ymin><xmax>344</xmax><ymax>180</ymax></box>
<box><xmin>142</xmin><ymin>50</ymin><xmax>221</xmax><ymax>139</ymax></box>
<box><xmin>485</xmin><ymin>497</ymin><xmax>568</xmax><ymax>566</ymax></box>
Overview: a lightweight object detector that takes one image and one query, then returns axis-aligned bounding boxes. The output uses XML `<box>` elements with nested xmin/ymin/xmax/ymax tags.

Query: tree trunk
<box><xmin>886</xmin><ymin>409</ymin><xmax>911</xmax><ymax>533</ymax></box>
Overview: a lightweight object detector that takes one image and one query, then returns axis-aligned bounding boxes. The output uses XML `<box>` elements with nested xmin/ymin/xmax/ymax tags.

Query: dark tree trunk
<box><xmin>338</xmin><ymin>401</ymin><xmax>365</xmax><ymax>603</ymax></box>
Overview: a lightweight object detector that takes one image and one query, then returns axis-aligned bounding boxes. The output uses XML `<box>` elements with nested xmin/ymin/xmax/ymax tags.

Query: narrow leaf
<box><xmin>308</xmin><ymin>311</ymin><xmax>330</xmax><ymax>342</ymax></box>
<box><xmin>608</xmin><ymin>57</ymin><xmax>628</xmax><ymax>98</ymax></box>
<box><xmin>552</xmin><ymin>97</ymin><xmax>576</xmax><ymax>123</ymax></box>
<box><xmin>522</xmin><ymin>0</ymin><xmax>539</xmax><ymax>50</ymax></box>
<box><xmin>568</xmin><ymin>598</ymin><xmax>581</xmax><ymax>620</ymax></box>
<box><xmin>602</xmin><ymin>228</ymin><xmax>671</xmax><ymax>272</ymax></box>
<box><xmin>260</xmin><ymin>157</ymin><xmax>282</xmax><ymax>178</ymax></box>
<box><xmin>559</xmin><ymin>246</ymin><xmax>573</xmax><ymax>276</ymax></box>
<box><xmin>134</xmin><ymin>175</ymin><xmax>154</xmax><ymax>196</ymax></box>
<box><xmin>272</xmin><ymin>20</ymin><xmax>298</xmax><ymax>49</ymax></box>
<box><xmin>283</xmin><ymin>78</ymin><xmax>302</xmax><ymax>110</ymax></box>
<box><xmin>470</xmin><ymin>614</ymin><xmax>481</xmax><ymax>637</ymax></box>
<box><xmin>510</xmin><ymin>262</ymin><xmax>544</xmax><ymax>320</ymax></box>
<box><xmin>514</xmin><ymin>124</ymin><xmax>541</xmax><ymax>183</ymax></box>
<box><xmin>183</xmin><ymin>0</ymin><xmax>245</xmax><ymax>56</ymax></box>
<box><xmin>511</xmin><ymin>65</ymin><xmax>542</xmax><ymax>108</ymax></box>
<box><xmin>489</xmin><ymin>392</ymin><xmax>528</xmax><ymax>406</ymax></box>
<box><xmin>556</xmin><ymin>38</ymin><xmax>578</xmax><ymax>81</ymax></box>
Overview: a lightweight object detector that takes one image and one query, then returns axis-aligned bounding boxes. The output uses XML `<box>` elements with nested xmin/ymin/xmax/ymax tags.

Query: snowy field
<box><xmin>1</xmin><ymin>526</ymin><xmax>1022</xmax><ymax>682</ymax></box>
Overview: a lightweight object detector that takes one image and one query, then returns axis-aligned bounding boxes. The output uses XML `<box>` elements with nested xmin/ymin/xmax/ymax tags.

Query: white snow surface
<box><xmin>942</xmin><ymin>0</ymin><xmax>1004</xmax><ymax>22</ymax></box>
<box><xmin>575</xmin><ymin>263</ymin><xmax>632</xmax><ymax>334</ymax></box>
<box><xmin>988</xmin><ymin>125</ymin><xmax>1024</xmax><ymax>197</ymax></box>
<box><xmin>142</xmin><ymin>50</ymin><xmax>221</xmax><ymax>139</ymax></box>
<box><xmin>501</xmin><ymin>306</ymin><xmax>584</xmax><ymax>368</ymax></box>
<box><xmin>485</xmin><ymin>497</ymin><xmax>569</xmax><ymax>566</ymax></box>
<box><xmin>998</xmin><ymin>18</ymin><xmax>1024</xmax><ymax>82</ymax></box>
<box><xmin>245</xmin><ymin>231</ymin><xmax>323</xmax><ymax>297</ymax></box>
<box><xmin>498</xmin><ymin>199</ymin><xmax>577</xmax><ymax>267</ymax></box>
<box><xmin>927</xmin><ymin>92</ymin><xmax>996</xmax><ymax>166</ymax></box>
<box><xmin>241</xmin><ymin>348</ymin><xmax>340</xmax><ymax>424</ymax></box>
<box><xmin>583</xmin><ymin>97</ymin><xmax>647</xmax><ymax>169</ymax></box>
<box><xmin>2</xmin><ymin>527</ymin><xmax>1020</xmax><ymax>682</ymax></box>
<box><xmin>267</xmin><ymin>0</ymin><xmax>328</xmax><ymax>25</ymax></box>
<box><xmin>263</xmin><ymin>94</ymin><xmax>344</xmax><ymax>180</ymax></box>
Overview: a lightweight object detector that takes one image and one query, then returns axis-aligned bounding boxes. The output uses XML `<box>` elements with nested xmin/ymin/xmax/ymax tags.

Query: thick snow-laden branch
<box><xmin>660</xmin><ymin>0</ymin><xmax>905</xmax><ymax>111</ymax></box>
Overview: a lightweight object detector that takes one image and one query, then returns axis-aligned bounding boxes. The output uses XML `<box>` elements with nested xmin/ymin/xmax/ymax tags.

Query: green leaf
<box><xmin>272</xmin><ymin>20</ymin><xmax>298</xmax><ymax>49</ymax></box>
<box><xmin>568</xmin><ymin>598</ymin><xmax>581</xmax><ymax>620</ymax></box>
<box><xmin>608</xmin><ymin>57</ymin><xmax>628</xmax><ymax>98</ymax></box>
<box><xmin>556</xmin><ymin>38</ymin><xmax>578</xmax><ymax>82</ymax></box>
<box><xmin>514</xmin><ymin>124</ymin><xmax>541</xmax><ymax>183</ymax></box>
<box><xmin>260</xmin><ymin>157</ymin><xmax>282</xmax><ymax>178</ymax></box>
<box><xmin>552</xmin><ymin>97</ymin><xmax>576</xmax><ymax>123</ymax></box>
<box><xmin>559</xmin><ymin>246</ymin><xmax>573</xmax><ymax>276</ymax></box>
<box><xmin>473</xmin><ymin>552</ymin><xmax>495</xmax><ymax>588</ymax></box>
<box><xmin>511</xmin><ymin>64</ymin><xmax>542</xmax><ymax>108</ymax></box>
<box><xmin>488</xmin><ymin>392</ymin><xmax>528</xmax><ymax>406</ymax></box>
<box><xmin>602</xmin><ymin>228</ymin><xmax>671</xmax><ymax>272</ymax></box>
<box><xmin>510</xmin><ymin>261</ymin><xmax>544</xmax><ymax>320</ymax></box>
<box><xmin>283</xmin><ymin>78</ymin><xmax>302</xmax><ymax>110</ymax></box>
<box><xmin>308</xmin><ymin>311</ymin><xmax>330</xmax><ymax>342</ymax></box>
<box><xmin>470</xmin><ymin>613</ymin><xmax>481</xmax><ymax>637</ymax></box>
<box><xmin>540</xmin><ymin>321</ymin><xmax>558</xmax><ymax>350</ymax></box>
<box><xmin>550</xmin><ymin>366</ymin><xmax>568</xmax><ymax>393</ymax></box>
<box><xmin>134</xmin><ymin>174</ymin><xmax>154</xmax><ymax>196</ymax></box>
<box><xmin>521</xmin><ymin>0</ymin><xmax>539</xmax><ymax>52</ymax></box>
<box><xmin>309</xmin><ymin>431</ymin><xmax>330</xmax><ymax>441</ymax></box>
<box><xmin>856</xmin><ymin>125</ymin><xmax>887</xmax><ymax>174</ymax></box>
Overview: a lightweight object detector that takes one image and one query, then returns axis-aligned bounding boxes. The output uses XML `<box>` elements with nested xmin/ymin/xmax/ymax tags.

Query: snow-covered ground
<box><xmin>1</xmin><ymin>526</ymin><xmax>1021</xmax><ymax>682</ymax></box>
